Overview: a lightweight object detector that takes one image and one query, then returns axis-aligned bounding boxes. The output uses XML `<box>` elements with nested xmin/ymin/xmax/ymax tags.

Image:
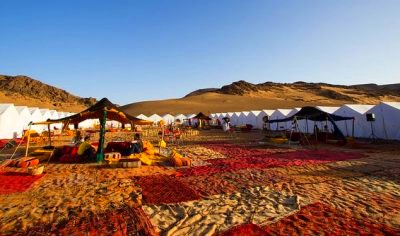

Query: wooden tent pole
<box><xmin>47</xmin><ymin>123</ymin><xmax>52</xmax><ymax>146</ymax></box>
<box><xmin>25</xmin><ymin>126</ymin><xmax>31</xmax><ymax>157</ymax></box>
<box><xmin>96</xmin><ymin>109</ymin><xmax>107</xmax><ymax>163</ymax></box>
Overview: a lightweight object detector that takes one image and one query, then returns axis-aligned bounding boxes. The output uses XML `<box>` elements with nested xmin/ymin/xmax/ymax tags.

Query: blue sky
<box><xmin>0</xmin><ymin>0</ymin><xmax>399</xmax><ymax>105</ymax></box>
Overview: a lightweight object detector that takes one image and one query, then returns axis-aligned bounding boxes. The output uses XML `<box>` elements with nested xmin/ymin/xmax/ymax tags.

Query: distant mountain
<box><xmin>0</xmin><ymin>75</ymin><xmax>96</xmax><ymax>112</ymax></box>
<box><xmin>121</xmin><ymin>80</ymin><xmax>400</xmax><ymax>115</ymax></box>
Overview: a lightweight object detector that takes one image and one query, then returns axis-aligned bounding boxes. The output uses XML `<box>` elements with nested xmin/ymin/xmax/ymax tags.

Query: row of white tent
<box><xmin>0</xmin><ymin>104</ymin><xmax>103</xmax><ymax>139</ymax></box>
<box><xmin>136</xmin><ymin>113</ymin><xmax>197</xmax><ymax>125</ymax></box>
<box><xmin>207</xmin><ymin>102</ymin><xmax>400</xmax><ymax>140</ymax></box>
<box><xmin>2</xmin><ymin>102</ymin><xmax>399</xmax><ymax>140</ymax></box>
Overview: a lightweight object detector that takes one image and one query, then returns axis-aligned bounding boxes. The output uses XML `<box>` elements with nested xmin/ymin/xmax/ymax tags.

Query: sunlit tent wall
<box><xmin>366</xmin><ymin>102</ymin><xmax>400</xmax><ymax>140</ymax></box>
<box><xmin>49</xmin><ymin>110</ymin><xmax>61</xmax><ymax>129</ymax></box>
<box><xmin>174</xmin><ymin>114</ymin><xmax>187</xmax><ymax>124</ymax></box>
<box><xmin>162</xmin><ymin>114</ymin><xmax>175</xmax><ymax>125</ymax></box>
<box><xmin>333</xmin><ymin>104</ymin><xmax>374</xmax><ymax>138</ymax></box>
<box><xmin>15</xmin><ymin>106</ymin><xmax>32</xmax><ymax>137</ymax></box>
<box><xmin>46</xmin><ymin>98</ymin><xmax>152</xmax><ymax>161</ymax></box>
<box><xmin>136</xmin><ymin>114</ymin><xmax>149</xmax><ymax>121</ymax></box>
<box><xmin>270</xmin><ymin>109</ymin><xmax>293</xmax><ymax>130</ymax></box>
<box><xmin>39</xmin><ymin>109</ymin><xmax>52</xmax><ymax>132</ymax></box>
<box><xmin>0</xmin><ymin>104</ymin><xmax>20</xmax><ymax>139</ymax></box>
<box><xmin>148</xmin><ymin>114</ymin><xmax>163</xmax><ymax>124</ymax></box>
<box><xmin>268</xmin><ymin>106</ymin><xmax>354</xmax><ymax>142</ymax></box>
<box><xmin>28</xmin><ymin>107</ymin><xmax>44</xmax><ymax>133</ymax></box>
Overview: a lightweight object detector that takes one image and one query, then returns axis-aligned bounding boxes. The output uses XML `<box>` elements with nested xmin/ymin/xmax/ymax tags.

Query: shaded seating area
<box><xmin>268</xmin><ymin>106</ymin><xmax>354</xmax><ymax>144</ymax></box>
<box><xmin>44</xmin><ymin>98</ymin><xmax>152</xmax><ymax>162</ymax></box>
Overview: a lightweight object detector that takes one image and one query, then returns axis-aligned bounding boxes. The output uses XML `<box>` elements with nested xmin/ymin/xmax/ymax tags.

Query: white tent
<box><xmin>162</xmin><ymin>114</ymin><xmax>175</xmax><ymax>124</ymax></box>
<box><xmin>0</xmin><ymin>104</ymin><xmax>20</xmax><ymax>139</ymax></box>
<box><xmin>257</xmin><ymin>110</ymin><xmax>274</xmax><ymax>129</ymax></box>
<box><xmin>226</xmin><ymin>112</ymin><xmax>235</xmax><ymax>123</ymax></box>
<box><xmin>270</xmin><ymin>109</ymin><xmax>293</xmax><ymax>130</ymax></box>
<box><xmin>247</xmin><ymin>110</ymin><xmax>262</xmax><ymax>129</ymax></box>
<box><xmin>316</xmin><ymin>106</ymin><xmax>340</xmax><ymax>114</ymax></box>
<box><xmin>238</xmin><ymin>111</ymin><xmax>250</xmax><ymax>126</ymax></box>
<box><xmin>230</xmin><ymin>112</ymin><xmax>242</xmax><ymax>126</ymax></box>
<box><xmin>148</xmin><ymin>114</ymin><xmax>163</xmax><ymax>124</ymax></box>
<box><xmin>174</xmin><ymin>114</ymin><xmax>187</xmax><ymax>123</ymax></box>
<box><xmin>366</xmin><ymin>102</ymin><xmax>400</xmax><ymax>140</ymax></box>
<box><xmin>48</xmin><ymin>110</ymin><xmax>62</xmax><ymax>130</ymax></box>
<box><xmin>28</xmin><ymin>107</ymin><xmax>44</xmax><ymax>133</ymax></box>
<box><xmin>136</xmin><ymin>114</ymin><xmax>149</xmax><ymax>121</ymax></box>
<box><xmin>15</xmin><ymin>106</ymin><xmax>32</xmax><ymax>137</ymax></box>
<box><xmin>186</xmin><ymin>114</ymin><xmax>196</xmax><ymax>119</ymax></box>
<box><xmin>36</xmin><ymin>109</ymin><xmax>52</xmax><ymax>132</ymax></box>
<box><xmin>218</xmin><ymin>113</ymin><xmax>228</xmax><ymax>121</ymax></box>
<box><xmin>334</xmin><ymin>104</ymin><xmax>374</xmax><ymax>138</ymax></box>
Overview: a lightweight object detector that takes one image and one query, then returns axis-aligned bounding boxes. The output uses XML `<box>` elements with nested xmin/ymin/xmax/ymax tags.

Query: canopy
<box><xmin>268</xmin><ymin>106</ymin><xmax>354</xmax><ymax>123</ymax></box>
<box><xmin>268</xmin><ymin>106</ymin><xmax>354</xmax><ymax>142</ymax></box>
<box><xmin>193</xmin><ymin>112</ymin><xmax>211</xmax><ymax>120</ymax></box>
<box><xmin>46</xmin><ymin>98</ymin><xmax>152</xmax><ymax>126</ymax></box>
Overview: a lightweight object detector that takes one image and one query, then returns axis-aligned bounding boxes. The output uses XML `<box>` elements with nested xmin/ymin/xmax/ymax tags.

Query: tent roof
<box><xmin>0</xmin><ymin>104</ymin><xmax>13</xmax><ymax>115</ymax></box>
<box><xmin>269</xmin><ymin>106</ymin><xmax>354</xmax><ymax>123</ymax></box>
<box><xmin>261</xmin><ymin>110</ymin><xmax>275</xmax><ymax>116</ymax></box>
<box><xmin>382</xmin><ymin>102</ymin><xmax>400</xmax><ymax>110</ymax></box>
<box><xmin>341</xmin><ymin>104</ymin><xmax>374</xmax><ymax>114</ymax></box>
<box><xmin>315</xmin><ymin>106</ymin><xmax>340</xmax><ymax>114</ymax></box>
<box><xmin>47</xmin><ymin>98</ymin><xmax>151</xmax><ymax>125</ymax></box>
<box><xmin>250</xmin><ymin>110</ymin><xmax>262</xmax><ymax>116</ymax></box>
<box><xmin>193</xmin><ymin>112</ymin><xmax>211</xmax><ymax>120</ymax></box>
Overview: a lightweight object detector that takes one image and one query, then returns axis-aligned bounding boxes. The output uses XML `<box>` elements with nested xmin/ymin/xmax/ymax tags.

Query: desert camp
<box><xmin>0</xmin><ymin>98</ymin><xmax>400</xmax><ymax>234</ymax></box>
<box><xmin>1</xmin><ymin>1</ymin><xmax>400</xmax><ymax>235</ymax></box>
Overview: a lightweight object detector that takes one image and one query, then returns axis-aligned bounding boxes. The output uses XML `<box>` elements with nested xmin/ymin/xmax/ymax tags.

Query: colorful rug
<box><xmin>178</xmin><ymin>144</ymin><xmax>364</xmax><ymax>177</ymax></box>
<box><xmin>0</xmin><ymin>172</ymin><xmax>44</xmax><ymax>195</ymax></box>
<box><xmin>136</xmin><ymin>175</ymin><xmax>201</xmax><ymax>204</ymax></box>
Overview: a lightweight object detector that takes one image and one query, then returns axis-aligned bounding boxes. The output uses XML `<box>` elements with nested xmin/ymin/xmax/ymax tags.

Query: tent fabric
<box><xmin>0</xmin><ymin>104</ymin><xmax>19</xmax><ymax>139</ymax></box>
<box><xmin>366</xmin><ymin>102</ymin><xmax>400</xmax><ymax>140</ymax></box>
<box><xmin>162</xmin><ymin>114</ymin><xmax>175</xmax><ymax>124</ymax></box>
<box><xmin>269</xmin><ymin>106</ymin><xmax>354</xmax><ymax>123</ymax></box>
<box><xmin>193</xmin><ymin>112</ymin><xmax>211</xmax><ymax>120</ymax></box>
<box><xmin>315</xmin><ymin>106</ymin><xmax>340</xmax><ymax>114</ymax></box>
<box><xmin>334</xmin><ymin>104</ymin><xmax>374</xmax><ymax>138</ymax></box>
<box><xmin>15</xmin><ymin>106</ymin><xmax>32</xmax><ymax>137</ymax></box>
<box><xmin>46</xmin><ymin>98</ymin><xmax>151</xmax><ymax>126</ymax></box>
<box><xmin>148</xmin><ymin>114</ymin><xmax>163</xmax><ymax>123</ymax></box>
<box><xmin>270</xmin><ymin>109</ymin><xmax>293</xmax><ymax>130</ymax></box>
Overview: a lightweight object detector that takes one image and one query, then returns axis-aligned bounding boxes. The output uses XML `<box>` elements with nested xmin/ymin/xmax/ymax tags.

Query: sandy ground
<box><xmin>0</xmin><ymin>130</ymin><xmax>399</xmax><ymax>235</ymax></box>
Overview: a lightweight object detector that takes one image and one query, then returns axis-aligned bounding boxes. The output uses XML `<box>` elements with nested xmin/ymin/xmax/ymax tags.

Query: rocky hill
<box><xmin>122</xmin><ymin>80</ymin><xmax>400</xmax><ymax>115</ymax></box>
<box><xmin>0</xmin><ymin>75</ymin><xmax>96</xmax><ymax>112</ymax></box>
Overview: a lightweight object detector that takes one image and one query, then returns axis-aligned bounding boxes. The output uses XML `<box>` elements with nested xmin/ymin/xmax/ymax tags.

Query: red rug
<box><xmin>0</xmin><ymin>172</ymin><xmax>44</xmax><ymax>195</ymax></box>
<box><xmin>219</xmin><ymin>223</ymin><xmax>267</xmax><ymax>236</ymax></box>
<box><xmin>179</xmin><ymin>144</ymin><xmax>364</xmax><ymax>177</ymax></box>
<box><xmin>23</xmin><ymin>205</ymin><xmax>157</xmax><ymax>236</ymax></box>
<box><xmin>263</xmin><ymin>202</ymin><xmax>400</xmax><ymax>235</ymax></box>
<box><xmin>136</xmin><ymin>175</ymin><xmax>201</xmax><ymax>204</ymax></box>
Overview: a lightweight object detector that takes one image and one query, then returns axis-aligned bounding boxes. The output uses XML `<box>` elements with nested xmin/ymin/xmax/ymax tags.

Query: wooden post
<box><xmin>25</xmin><ymin>129</ymin><xmax>31</xmax><ymax>157</ymax></box>
<box><xmin>96</xmin><ymin>109</ymin><xmax>107</xmax><ymax>163</ymax></box>
<box><xmin>47</xmin><ymin>123</ymin><xmax>52</xmax><ymax>146</ymax></box>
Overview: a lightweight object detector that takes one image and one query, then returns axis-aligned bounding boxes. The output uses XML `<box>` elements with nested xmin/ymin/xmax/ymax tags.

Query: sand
<box><xmin>0</xmin><ymin>130</ymin><xmax>399</xmax><ymax>235</ymax></box>
<box><xmin>143</xmin><ymin>186</ymin><xmax>303</xmax><ymax>236</ymax></box>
